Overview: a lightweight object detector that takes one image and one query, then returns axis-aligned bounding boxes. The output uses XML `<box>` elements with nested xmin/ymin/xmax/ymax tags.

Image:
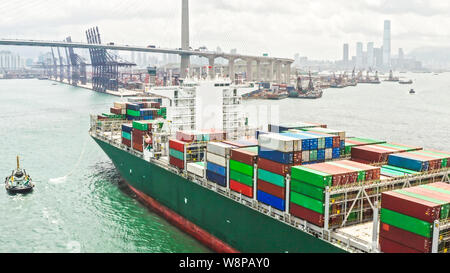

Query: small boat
<box><xmin>5</xmin><ymin>156</ymin><xmax>34</xmax><ymax>194</ymax></box>
<box><xmin>409</xmin><ymin>89</ymin><xmax>415</xmax><ymax>94</ymax></box>
<box><xmin>399</xmin><ymin>79</ymin><xmax>413</xmax><ymax>84</ymax></box>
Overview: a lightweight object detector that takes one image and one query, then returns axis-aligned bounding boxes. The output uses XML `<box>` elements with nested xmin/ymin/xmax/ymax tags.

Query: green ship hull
<box><xmin>93</xmin><ymin>136</ymin><xmax>345</xmax><ymax>253</ymax></box>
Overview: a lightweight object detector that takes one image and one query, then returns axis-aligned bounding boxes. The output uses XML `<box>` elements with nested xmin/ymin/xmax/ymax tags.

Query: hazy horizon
<box><xmin>1</xmin><ymin>0</ymin><xmax>450</xmax><ymax>61</ymax></box>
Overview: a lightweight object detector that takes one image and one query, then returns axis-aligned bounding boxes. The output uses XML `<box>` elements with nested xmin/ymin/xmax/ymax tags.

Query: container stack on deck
<box><xmin>284</xmin><ymin>130</ymin><xmax>340</xmax><ymax>163</ymax></box>
<box><xmin>121</xmin><ymin>124</ymin><xmax>133</xmax><ymax>147</ymax></box>
<box><xmin>289</xmin><ymin>160</ymin><xmax>381</xmax><ymax>227</ymax></box>
<box><xmin>344</xmin><ymin>137</ymin><xmax>386</xmax><ymax>156</ymax></box>
<box><xmin>256</xmin><ymin>133</ymin><xmax>301</xmax><ymax>211</ymax></box>
<box><xmin>268</xmin><ymin>122</ymin><xmax>327</xmax><ymax>133</ymax></box>
<box><xmin>125</xmin><ymin>100</ymin><xmax>166</xmax><ymax>121</ymax></box>
<box><xmin>229</xmin><ymin>146</ymin><xmax>258</xmax><ymax>198</ymax></box>
<box><xmin>110</xmin><ymin>101</ymin><xmax>127</xmax><ymax>116</ymax></box>
<box><xmin>351</xmin><ymin>143</ymin><xmax>422</xmax><ymax>164</ymax></box>
<box><xmin>379</xmin><ymin>182</ymin><xmax>450</xmax><ymax>253</ymax></box>
<box><xmin>301</xmin><ymin>127</ymin><xmax>346</xmax><ymax>156</ymax></box>
<box><xmin>206</xmin><ymin>142</ymin><xmax>236</xmax><ymax>187</ymax></box>
<box><xmin>169</xmin><ymin>139</ymin><xmax>187</xmax><ymax>169</ymax></box>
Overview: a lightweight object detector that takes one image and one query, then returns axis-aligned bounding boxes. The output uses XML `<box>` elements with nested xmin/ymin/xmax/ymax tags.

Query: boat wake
<box><xmin>48</xmin><ymin>139</ymin><xmax>88</xmax><ymax>184</ymax></box>
<box><xmin>49</xmin><ymin>176</ymin><xmax>68</xmax><ymax>184</ymax></box>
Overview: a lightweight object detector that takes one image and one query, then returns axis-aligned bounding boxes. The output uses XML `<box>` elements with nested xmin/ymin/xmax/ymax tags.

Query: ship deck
<box><xmin>91</xmin><ymin>120</ymin><xmax>450</xmax><ymax>253</ymax></box>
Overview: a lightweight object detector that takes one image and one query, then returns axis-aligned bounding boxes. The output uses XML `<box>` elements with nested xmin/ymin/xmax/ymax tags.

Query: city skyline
<box><xmin>0</xmin><ymin>0</ymin><xmax>450</xmax><ymax>61</ymax></box>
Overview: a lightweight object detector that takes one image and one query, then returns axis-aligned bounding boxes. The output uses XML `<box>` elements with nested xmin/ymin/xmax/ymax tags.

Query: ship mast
<box><xmin>16</xmin><ymin>155</ymin><xmax>20</xmax><ymax>170</ymax></box>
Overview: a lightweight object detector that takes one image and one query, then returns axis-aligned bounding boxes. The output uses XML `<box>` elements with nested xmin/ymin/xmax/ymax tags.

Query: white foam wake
<box><xmin>49</xmin><ymin>176</ymin><xmax>68</xmax><ymax>184</ymax></box>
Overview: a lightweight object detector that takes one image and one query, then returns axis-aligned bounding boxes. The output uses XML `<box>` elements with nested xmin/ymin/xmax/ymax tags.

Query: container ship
<box><xmin>90</xmin><ymin>76</ymin><xmax>450</xmax><ymax>253</ymax></box>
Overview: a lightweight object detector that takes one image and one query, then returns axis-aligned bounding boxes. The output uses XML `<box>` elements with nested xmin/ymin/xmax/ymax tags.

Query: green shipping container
<box><xmin>133</xmin><ymin>121</ymin><xmax>148</xmax><ymax>131</ymax></box>
<box><xmin>122</xmin><ymin>131</ymin><xmax>131</xmax><ymax>140</ymax></box>
<box><xmin>258</xmin><ymin>169</ymin><xmax>285</xmax><ymax>188</ymax></box>
<box><xmin>230</xmin><ymin>160</ymin><xmax>254</xmax><ymax>177</ymax></box>
<box><xmin>127</xmin><ymin>109</ymin><xmax>141</xmax><ymax>117</ymax></box>
<box><xmin>291</xmin><ymin>166</ymin><xmax>332</xmax><ymax>189</ymax></box>
<box><xmin>380</xmin><ymin>208</ymin><xmax>432</xmax><ymax>238</ymax></box>
<box><xmin>290</xmin><ymin>179</ymin><xmax>324</xmax><ymax>201</ymax></box>
<box><xmin>309</xmin><ymin>150</ymin><xmax>317</xmax><ymax>161</ymax></box>
<box><xmin>382</xmin><ymin>165</ymin><xmax>419</xmax><ymax>175</ymax></box>
<box><xmin>169</xmin><ymin>148</ymin><xmax>184</xmax><ymax>161</ymax></box>
<box><xmin>230</xmin><ymin>170</ymin><xmax>253</xmax><ymax>187</ymax></box>
<box><xmin>290</xmin><ymin>191</ymin><xmax>324</xmax><ymax>214</ymax></box>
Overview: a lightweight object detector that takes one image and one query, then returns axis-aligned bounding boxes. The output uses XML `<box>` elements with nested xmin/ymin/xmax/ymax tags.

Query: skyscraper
<box><xmin>367</xmin><ymin>42</ymin><xmax>374</xmax><ymax>68</ymax></box>
<box><xmin>383</xmin><ymin>20</ymin><xmax>391</xmax><ymax>67</ymax></box>
<box><xmin>356</xmin><ymin>42</ymin><xmax>363</xmax><ymax>69</ymax></box>
<box><xmin>343</xmin><ymin>44</ymin><xmax>349</xmax><ymax>65</ymax></box>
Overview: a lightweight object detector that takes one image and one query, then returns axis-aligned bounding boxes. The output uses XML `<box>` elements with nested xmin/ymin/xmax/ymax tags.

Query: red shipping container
<box><xmin>230</xmin><ymin>179</ymin><xmax>253</xmax><ymax>198</ymax></box>
<box><xmin>381</xmin><ymin>191</ymin><xmax>441</xmax><ymax>223</ymax></box>
<box><xmin>405</xmin><ymin>186</ymin><xmax>450</xmax><ymax>202</ymax></box>
<box><xmin>97</xmin><ymin>115</ymin><xmax>108</xmax><ymax>120</ymax></box>
<box><xmin>351</xmin><ymin>145</ymin><xmax>399</xmax><ymax>163</ymax></box>
<box><xmin>133</xmin><ymin>142</ymin><xmax>143</xmax><ymax>152</ymax></box>
<box><xmin>110</xmin><ymin>107</ymin><xmax>122</xmax><ymax>115</ymax></box>
<box><xmin>257</xmin><ymin>157</ymin><xmax>291</xmax><ymax>176</ymax></box>
<box><xmin>170</xmin><ymin>156</ymin><xmax>184</xmax><ymax>169</ymax></box>
<box><xmin>122</xmin><ymin>137</ymin><xmax>131</xmax><ymax>147</ymax></box>
<box><xmin>176</xmin><ymin>131</ymin><xmax>195</xmax><ymax>142</ymax></box>
<box><xmin>332</xmin><ymin>136</ymin><xmax>341</xmax><ymax>148</ymax></box>
<box><xmin>379</xmin><ymin>236</ymin><xmax>421</xmax><ymax>253</ymax></box>
<box><xmin>379</xmin><ymin>223</ymin><xmax>431</xmax><ymax>253</ymax></box>
<box><xmin>293</xmin><ymin>151</ymin><xmax>302</xmax><ymax>165</ymax></box>
<box><xmin>169</xmin><ymin>139</ymin><xmax>186</xmax><ymax>152</ymax></box>
<box><xmin>290</xmin><ymin>202</ymin><xmax>324</xmax><ymax>227</ymax></box>
<box><xmin>304</xmin><ymin>163</ymin><xmax>358</xmax><ymax>186</ymax></box>
<box><xmin>338</xmin><ymin>160</ymin><xmax>381</xmax><ymax>180</ymax></box>
<box><xmin>257</xmin><ymin>179</ymin><xmax>285</xmax><ymax>200</ymax></box>
<box><xmin>231</xmin><ymin>148</ymin><xmax>258</xmax><ymax>166</ymax></box>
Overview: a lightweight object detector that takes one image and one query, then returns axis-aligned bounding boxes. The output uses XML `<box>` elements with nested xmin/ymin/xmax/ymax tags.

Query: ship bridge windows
<box><xmin>214</xmin><ymin>83</ymin><xmax>230</xmax><ymax>87</ymax></box>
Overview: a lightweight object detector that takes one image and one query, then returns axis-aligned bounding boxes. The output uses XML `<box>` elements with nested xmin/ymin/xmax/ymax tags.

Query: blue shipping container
<box><xmin>207</xmin><ymin>161</ymin><xmax>227</xmax><ymax>177</ymax></box>
<box><xmin>122</xmin><ymin>124</ymin><xmax>133</xmax><ymax>133</ymax></box>
<box><xmin>257</xmin><ymin>190</ymin><xmax>285</xmax><ymax>211</ymax></box>
<box><xmin>258</xmin><ymin>147</ymin><xmax>293</xmax><ymax>164</ymax></box>
<box><xmin>317</xmin><ymin>149</ymin><xmax>325</xmax><ymax>161</ymax></box>
<box><xmin>332</xmin><ymin>148</ymin><xmax>340</xmax><ymax>159</ymax></box>
<box><xmin>206</xmin><ymin>170</ymin><xmax>227</xmax><ymax>187</ymax></box>
<box><xmin>387</xmin><ymin>154</ymin><xmax>429</xmax><ymax>172</ymax></box>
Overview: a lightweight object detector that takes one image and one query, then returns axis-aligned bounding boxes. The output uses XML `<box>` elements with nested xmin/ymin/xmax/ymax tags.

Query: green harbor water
<box><xmin>0</xmin><ymin>79</ymin><xmax>210</xmax><ymax>253</ymax></box>
<box><xmin>0</xmin><ymin>72</ymin><xmax>449</xmax><ymax>252</ymax></box>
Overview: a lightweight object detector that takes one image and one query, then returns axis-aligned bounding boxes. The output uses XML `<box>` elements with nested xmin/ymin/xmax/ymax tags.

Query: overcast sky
<box><xmin>1</xmin><ymin>0</ymin><xmax>449</xmax><ymax>60</ymax></box>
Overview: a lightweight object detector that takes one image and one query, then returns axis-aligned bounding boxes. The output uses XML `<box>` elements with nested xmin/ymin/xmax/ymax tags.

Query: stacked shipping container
<box><xmin>206</xmin><ymin>142</ymin><xmax>236</xmax><ymax>187</ymax></box>
<box><xmin>256</xmin><ymin>133</ymin><xmax>301</xmax><ymax>211</ymax></box>
<box><xmin>344</xmin><ymin>137</ymin><xmax>386</xmax><ymax>156</ymax></box>
<box><xmin>289</xmin><ymin>160</ymin><xmax>381</xmax><ymax>227</ymax></box>
<box><xmin>351</xmin><ymin>143</ymin><xmax>422</xmax><ymax>164</ymax></box>
<box><xmin>229</xmin><ymin>146</ymin><xmax>258</xmax><ymax>198</ymax></box>
<box><xmin>380</xmin><ymin>182</ymin><xmax>450</xmax><ymax>253</ymax></box>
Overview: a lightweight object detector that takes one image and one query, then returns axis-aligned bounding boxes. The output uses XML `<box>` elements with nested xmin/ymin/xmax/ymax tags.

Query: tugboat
<box><xmin>5</xmin><ymin>156</ymin><xmax>34</xmax><ymax>194</ymax></box>
<box><xmin>409</xmin><ymin>89</ymin><xmax>415</xmax><ymax>94</ymax></box>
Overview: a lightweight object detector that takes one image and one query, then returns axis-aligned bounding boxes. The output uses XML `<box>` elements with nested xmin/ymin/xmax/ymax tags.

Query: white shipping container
<box><xmin>114</xmin><ymin>102</ymin><xmax>127</xmax><ymax>109</ymax></box>
<box><xmin>325</xmin><ymin>148</ymin><xmax>333</xmax><ymax>160</ymax></box>
<box><xmin>302</xmin><ymin>151</ymin><xmax>310</xmax><ymax>162</ymax></box>
<box><xmin>258</xmin><ymin>133</ymin><xmax>299</xmax><ymax>152</ymax></box>
<box><xmin>187</xmin><ymin>162</ymin><xmax>205</xmax><ymax>177</ymax></box>
<box><xmin>207</xmin><ymin>142</ymin><xmax>236</xmax><ymax>157</ymax></box>
<box><xmin>206</xmin><ymin>152</ymin><xmax>227</xmax><ymax>167</ymax></box>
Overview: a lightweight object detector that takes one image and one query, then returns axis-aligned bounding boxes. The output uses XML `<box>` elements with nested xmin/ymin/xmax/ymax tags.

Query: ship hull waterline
<box><xmin>92</xmin><ymin>136</ymin><xmax>345</xmax><ymax>253</ymax></box>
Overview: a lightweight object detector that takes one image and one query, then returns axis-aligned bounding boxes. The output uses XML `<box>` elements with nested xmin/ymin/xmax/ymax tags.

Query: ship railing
<box><xmin>323</xmin><ymin>168</ymin><xmax>450</xmax><ymax>230</ymax></box>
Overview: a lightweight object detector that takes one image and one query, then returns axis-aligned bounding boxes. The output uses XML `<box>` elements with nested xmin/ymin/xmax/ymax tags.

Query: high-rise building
<box><xmin>356</xmin><ymin>42</ymin><xmax>363</xmax><ymax>69</ymax></box>
<box><xmin>383</xmin><ymin>20</ymin><xmax>391</xmax><ymax>67</ymax></box>
<box><xmin>367</xmin><ymin>42</ymin><xmax>374</xmax><ymax>68</ymax></box>
<box><xmin>343</xmin><ymin>44</ymin><xmax>349</xmax><ymax>65</ymax></box>
<box><xmin>374</xmin><ymin>47</ymin><xmax>383</xmax><ymax>67</ymax></box>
